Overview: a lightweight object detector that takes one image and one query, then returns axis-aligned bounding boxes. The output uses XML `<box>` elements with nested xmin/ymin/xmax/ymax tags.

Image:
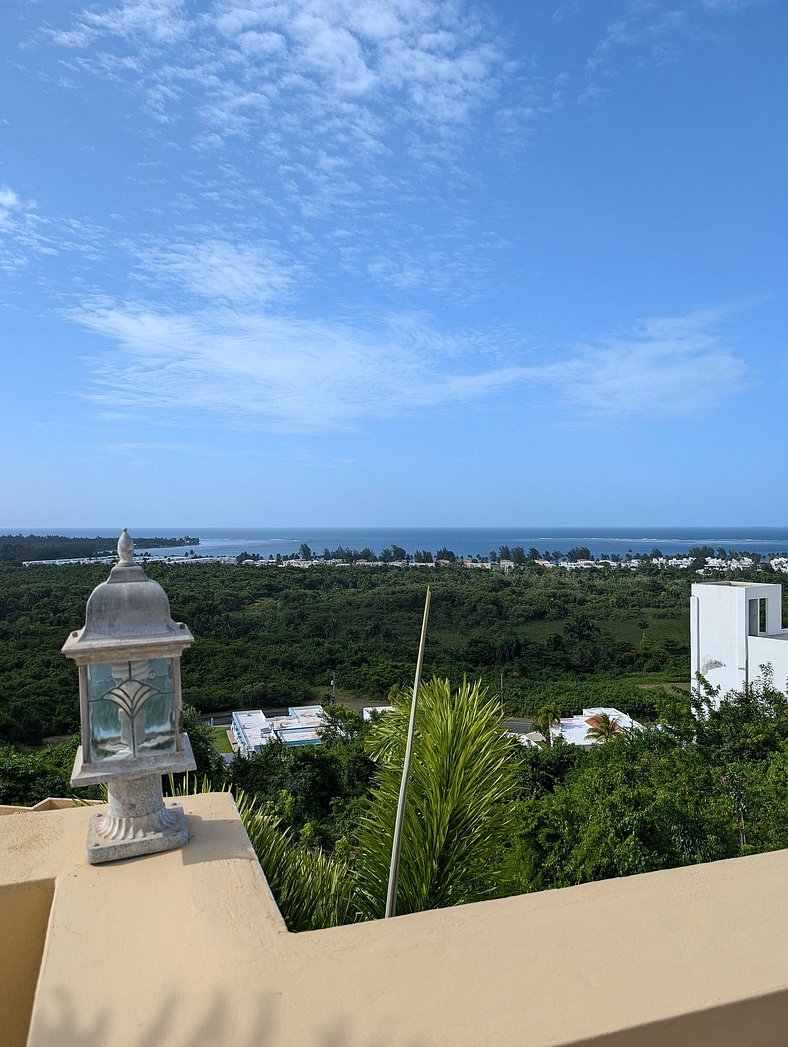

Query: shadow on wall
<box><xmin>28</xmin><ymin>984</ymin><xmax>430</xmax><ymax>1047</ymax></box>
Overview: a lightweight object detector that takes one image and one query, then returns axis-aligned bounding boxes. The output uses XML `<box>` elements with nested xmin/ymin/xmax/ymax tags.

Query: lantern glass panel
<box><xmin>87</xmin><ymin>657</ymin><xmax>176</xmax><ymax>762</ymax></box>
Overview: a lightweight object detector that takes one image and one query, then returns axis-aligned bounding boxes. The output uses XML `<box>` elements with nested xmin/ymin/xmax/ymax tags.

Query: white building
<box><xmin>363</xmin><ymin>705</ymin><xmax>393</xmax><ymax>721</ymax></box>
<box><xmin>231</xmin><ymin>705</ymin><xmax>326</xmax><ymax>752</ymax></box>
<box><xmin>231</xmin><ymin>709</ymin><xmax>272</xmax><ymax>755</ymax></box>
<box><xmin>690</xmin><ymin>582</ymin><xmax>788</xmax><ymax>704</ymax></box>
<box><xmin>551</xmin><ymin>707</ymin><xmax>641</xmax><ymax>747</ymax></box>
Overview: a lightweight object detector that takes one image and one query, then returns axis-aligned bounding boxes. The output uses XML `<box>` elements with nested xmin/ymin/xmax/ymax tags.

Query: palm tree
<box><xmin>585</xmin><ymin>711</ymin><xmax>623</xmax><ymax>744</ymax></box>
<box><xmin>176</xmin><ymin>678</ymin><xmax>522</xmax><ymax>930</ymax></box>
<box><xmin>352</xmin><ymin>677</ymin><xmax>521</xmax><ymax>919</ymax></box>
<box><xmin>534</xmin><ymin>702</ymin><xmax>562</xmax><ymax>746</ymax></box>
<box><xmin>236</xmin><ymin>790</ymin><xmax>354</xmax><ymax>931</ymax></box>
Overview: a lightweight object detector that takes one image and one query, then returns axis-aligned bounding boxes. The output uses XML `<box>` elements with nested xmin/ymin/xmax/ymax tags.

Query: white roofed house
<box><xmin>231</xmin><ymin>709</ymin><xmax>272</xmax><ymax>755</ymax></box>
<box><xmin>232</xmin><ymin>705</ymin><xmax>327</xmax><ymax>750</ymax></box>
<box><xmin>551</xmin><ymin>708</ymin><xmax>642</xmax><ymax>747</ymax></box>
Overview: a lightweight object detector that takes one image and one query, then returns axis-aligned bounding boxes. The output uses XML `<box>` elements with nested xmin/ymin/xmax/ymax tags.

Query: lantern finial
<box><xmin>63</xmin><ymin>546</ymin><xmax>196</xmax><ymax>863</ymax></box>
<box><xmin>118</xmin><ymin>528</ymin><xmax>134</xmax><ymax>564</ymax></box>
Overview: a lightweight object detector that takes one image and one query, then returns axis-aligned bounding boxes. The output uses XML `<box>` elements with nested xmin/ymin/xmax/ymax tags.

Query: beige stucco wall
<box><xmin>0</xmin><ymin>879</ymin><xmax>54</xmax><ymax>1047</ymax></box>
<box><xmin>2</xmin><ymin>792</ymin><xmax>788</xmax><ymax>1046</ymax></box>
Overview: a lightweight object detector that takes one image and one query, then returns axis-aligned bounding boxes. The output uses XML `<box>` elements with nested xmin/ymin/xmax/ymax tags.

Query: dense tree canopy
<box><xmin>4</xmin><ymin>558</ymin><xmax>788</xmax><ymax>934</ymax></box>
<box><xmin>2</xmin><ymin>558</ymin><xmax>785</xmax><ymax>746</ymax></box>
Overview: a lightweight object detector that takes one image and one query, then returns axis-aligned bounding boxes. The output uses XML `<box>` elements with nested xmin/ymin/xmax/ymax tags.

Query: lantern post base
<box><xmin>85</xmin><ymin>775</ymin><xmax>189</xmax><ymax>865</ymax></box>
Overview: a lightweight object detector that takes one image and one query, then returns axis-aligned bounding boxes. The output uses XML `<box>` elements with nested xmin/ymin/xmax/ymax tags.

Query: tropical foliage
<box><xmin>235</xmin><ymin>790</ymin><xmax>354</xmax><ymax>932</ymax></box>
<box><xmin>0</xmin><ymin>556</ymin><xmax>721</xmax><ymax>744</ymax></box>
<box><xmin>353</xmin><ymin>677</ymin><xmax>520</xmax><ymax>919</ymax></box>
<box><xmin>7</xmin><ymin>559</ymin><xmax>788</xmax><ymax>933</ymax></box>
<box><xmin>165</xmin><ymin>677</ymin><xmax>520</xmax><ymax>932</ymax></box>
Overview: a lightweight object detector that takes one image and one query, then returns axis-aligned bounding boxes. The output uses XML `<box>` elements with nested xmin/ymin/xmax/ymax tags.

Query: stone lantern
<box><xmin>64</xmin><ymin>529</ymin><xmax>196</xmax><ymax>863</ymax></box>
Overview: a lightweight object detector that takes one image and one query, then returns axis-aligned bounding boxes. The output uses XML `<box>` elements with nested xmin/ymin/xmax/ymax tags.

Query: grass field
<box><xmin>209</xmin><ymin>725</ymin><xmax>233</xmax><ymax>753</ymax></box>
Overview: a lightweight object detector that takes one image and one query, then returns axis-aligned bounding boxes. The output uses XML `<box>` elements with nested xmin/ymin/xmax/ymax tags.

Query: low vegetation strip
<box><xmin>0</xmin><ymin>534</ymin><xmax>199</xmax><ymax>563</ymax></box>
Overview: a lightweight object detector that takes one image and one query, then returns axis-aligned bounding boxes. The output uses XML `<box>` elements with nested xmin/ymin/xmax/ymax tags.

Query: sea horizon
<box><xmin>6</xmin><ymin>526</ymin><xmax>788</xmax><ymax>561</ymax></box>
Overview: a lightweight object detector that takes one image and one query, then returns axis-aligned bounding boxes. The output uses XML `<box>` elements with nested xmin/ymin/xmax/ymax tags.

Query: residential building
<box><xmin>690</xmin><ymin>581</ymin><xmax>788</xmax><ymax>703</ymax></box>
<box><xmin>232</xmin><ymin>706</ymin><xmax>326</xmax><ymax>752</ymax></box>
<box><xmin>231</xmin><ymin>709</ymin><xmax>271</xmax><ymax>755</ymax></box>
<box><xmin>552</xmin><ymin>707</ymin><xmax>642</xmax><ymax>747</ymax></box>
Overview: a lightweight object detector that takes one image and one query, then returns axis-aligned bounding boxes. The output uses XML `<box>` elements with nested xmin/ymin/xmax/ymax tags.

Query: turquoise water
<box><xmin>34</xmin><ymin>526</ymin><xmax>788</xmax><ymax>560</ymax></box>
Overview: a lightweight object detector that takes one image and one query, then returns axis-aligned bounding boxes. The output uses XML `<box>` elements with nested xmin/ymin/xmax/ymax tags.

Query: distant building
<box><xmin>690</xmin><ymin>582</ymin><xmax>788</xmax><ymax>704</ymax></box>
<box><xmin>363</xmin><ymin>705</ymin><xmax>394</xmax><ymax>721</ymax></box>
<box><xmin>506</xmin><ymin>730</ymin><xmax>544</xmax><ymax>748</ymax></box>
<box><xmin>551</xmin><ymin>707</ymin><xmax>642</xmax><ymax>748</ymax></box>
<box><xmin>231</xmin><ymin>709</ymin><xmax>271</xmax><ymax>755</ymax></box>
<box><xmin>273</xmin><ymin>705</ymin><xmax>324</xmax><ymax>745</ymax></box>
<box><xmin>231</xmin><ymin>705</ymin><xmax>326</xmax><ymax>752</ymax></box>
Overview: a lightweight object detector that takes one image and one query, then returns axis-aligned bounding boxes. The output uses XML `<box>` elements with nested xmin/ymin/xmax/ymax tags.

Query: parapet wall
<box><xmin>2</xmin><ymin>793</ymin><xmax>788</xmax><ymax>1046</ymax></box>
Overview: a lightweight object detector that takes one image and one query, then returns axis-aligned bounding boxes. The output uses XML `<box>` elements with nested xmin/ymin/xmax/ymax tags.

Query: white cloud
<box><xmin>0</xmin><ymin>187</ymin><xmax>21</xmax><ymax>215</ymax></box>
<box><xmin>49</xmin><ymin>0</ymin><xmax>516</xmax><ymax>159</ymax></box>
<box><xmin>33</xmin><ymin>0</ymin><xmax>557</xmax><ymax>304</ymax></box>
<box><xmin>0</xmin><ymin>186</ymin><xmax>42</xmax><ymax>271</ymax></box>
<box><xmin>0</xmin><ymin>185</ymin><xmax>109</xmax><ymax>275</ymax></box>
<box><xmin>581</xmin><ymin>0</ymin><xmax>755</xmax><ymax>103</ymax></box>
<box><xmin>51</xmin><ymin>0</ymin><xmax>190</xmax><ymax>48</ymax></box>
<box><xmin>71</xmin><ymin>292</ymin><xmax>747</xmax><ymax>436</ymax></box>
<box><xmin>536</xmin><ymin>308</ymin><xmax>747</xmax><ymax>418</ymax></box>
<box><xmin>134</xmin><ymin>239</ymin><xmax>297</xmax><ymax>305</ymax></box>
<box><xmin>73</xmin><ymin>299</ymin><xmax>526</xmax><ymax>433</ymax></box>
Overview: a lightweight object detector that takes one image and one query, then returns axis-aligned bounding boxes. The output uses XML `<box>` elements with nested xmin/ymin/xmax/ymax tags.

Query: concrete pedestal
<box><xmin>86</xmin><ymin>776</ymin><xmax>188</xmax><ymax>864</ymax></box>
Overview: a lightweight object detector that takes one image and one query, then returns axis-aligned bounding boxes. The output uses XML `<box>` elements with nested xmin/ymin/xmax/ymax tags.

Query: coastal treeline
<box><xmin>243</xmin><ymin>542</ymin><xmax>781</xmax><ymax>566</ymax></box>
<box><xmin>0</xmin><ymin>534</ymin><xmax>199</xmax><ymax>563</ymax></box>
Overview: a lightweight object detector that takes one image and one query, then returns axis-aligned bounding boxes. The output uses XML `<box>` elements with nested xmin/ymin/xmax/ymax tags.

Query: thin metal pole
<box><xmin>385</xmin><ymin>587</ymin><xmax>431</xmax><ymax>919</ymax></box>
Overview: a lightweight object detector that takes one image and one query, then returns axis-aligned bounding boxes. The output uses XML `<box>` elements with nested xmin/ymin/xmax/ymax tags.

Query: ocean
<box><xmin>28</xmin><ymin>526</ymin><xmax>788</xmax><ymax>560</ymax></box>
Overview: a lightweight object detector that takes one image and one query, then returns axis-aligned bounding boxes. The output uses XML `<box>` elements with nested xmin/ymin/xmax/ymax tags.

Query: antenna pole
<box><xmin>385</xmin><ymin>587</ymin><xmax>431</xmax><ymax>919</ymax></box>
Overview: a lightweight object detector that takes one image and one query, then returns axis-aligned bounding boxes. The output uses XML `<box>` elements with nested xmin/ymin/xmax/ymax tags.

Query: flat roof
<box><xmin>232</xmin><ymin>709</ymin><xmax>270</xmax><ymax>749</ymax></box>
<box><xmin>275</xmin><ymin>727</ymin><xmax>321</xmax><ymax>745</ymax></box>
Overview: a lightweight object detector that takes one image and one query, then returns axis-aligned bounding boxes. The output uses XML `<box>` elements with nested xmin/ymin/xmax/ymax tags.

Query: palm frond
<box><xmin>353</xmin><ymin>677</ymin><xmax>520</xmax><ymax>919</ymax></box>
<box><xmin>234</xmin><ymin>790</ymin><xmax>353</xmax><ymax>931</ymax></box>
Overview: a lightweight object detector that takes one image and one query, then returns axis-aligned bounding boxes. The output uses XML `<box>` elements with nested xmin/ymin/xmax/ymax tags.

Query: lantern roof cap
<box><xmin>62</xmin><ymin>530</ymin><xmax>193</xmax><ymax>657</ymax></box>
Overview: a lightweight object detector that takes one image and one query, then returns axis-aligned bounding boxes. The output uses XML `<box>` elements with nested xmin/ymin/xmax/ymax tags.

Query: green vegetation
<box><xmin>5</xmin><ymin>558</ymin><xmax>788</xmax><ymax>931</ymax></box>
<box><xmin>0</xmin><ymin>735</ymin><xmax>101</xmax><ymax>806</ymax></box>
<box><xmin>174</xmin><ymin>668</ymin><xmax>788</xmax><ymax>933</ymax></box>
<box><xmin>0</xmin><ymin>557</ymin><xmax>720</xmax><ymax>746</ymax></box>
<box><xmin>0</xmin><ymin>534</ymin><xmax>198</xmax><ymax>563</ymax></box>
<box><xmin>353</xmin><ymin>677</ymin><xmax>520</xmax><ymax>919</ymax></box>
<box><xmin>222</xmin><ymin>677</ymin><xmax>522</xmax><ymax>930</ymax></box>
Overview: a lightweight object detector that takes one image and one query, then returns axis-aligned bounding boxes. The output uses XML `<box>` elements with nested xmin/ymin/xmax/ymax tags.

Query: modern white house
<box><xmin>231</xmin><ymin>705</ymin><xmax>326</xmax><ymax>753</ymax></box>
<box><xmin>231</xmin><ymin>709</ymin><xmax>272</xmax><ymax>755</ymax></box>
<box><xmin>690</xmin><ymin>581</ymin><xmax>788</xmax><ymax>704</ymax></box>
<box><xmin>551</xmin><ymin>707</ymin><xmax>642</xmax><ymax>747</ymax></box>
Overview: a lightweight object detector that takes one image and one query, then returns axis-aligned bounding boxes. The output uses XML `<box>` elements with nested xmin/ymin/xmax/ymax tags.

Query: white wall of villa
<box><xmin>690</xmin><ymin>582</ymin><xmax>788</xmax><ymax>702</ymax></box>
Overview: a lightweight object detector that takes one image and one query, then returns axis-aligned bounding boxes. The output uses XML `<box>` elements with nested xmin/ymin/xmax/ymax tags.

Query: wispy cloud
<box><xmin>0</xmin><ymin>185</ymin><xmax>37</xmax><ymax>270</ymax></box>
<box><xmin>70</xmin><ymin>288</ymin><xmax>746</xmax><ymax>435</ymax></box>
<box><xmin>73</xmin><ymin>297</ymin><xmax>526</xmax><ymax>433</ymax></box>
<box><xmin>587</xmin><ymin>3</ymin><xmax>690</xmax><ymax>76</ymax></box>
<box><xmin>133</xmin><ymin>238</ymin><xmax>299</xmax><ymax>305</ymax></box>
<box><xmin>48</xmin><ymin>0</ymin><xmax>513</xmax><ymax>155</ymax></box>
<box><xmin>38</xmin><ymin>0</ymin><xmax>540</xmax><ymax>303</ymax></box>
<box><xmin>0</xmin><ymin>183</ymin><xmax>111</xmax><ymax>277</ymax></box>
<box><xmin>537</xmin><ymin>307</ymin><xmax>747</xmax><ymax>418</ymax></box>
<box><xmin>580</xmin><ymin>0</ymin><xmax>755</xmax><ymax>103</ymax></box>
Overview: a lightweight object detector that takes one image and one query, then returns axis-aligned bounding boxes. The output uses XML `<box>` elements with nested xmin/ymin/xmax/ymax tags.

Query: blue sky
<box><xmin>1</xmin><ymin>0</ymin><xmax>785</xmax><ymax>528</ymax></box>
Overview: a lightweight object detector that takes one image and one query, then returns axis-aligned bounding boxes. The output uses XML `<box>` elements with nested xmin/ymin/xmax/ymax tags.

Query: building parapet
<box><xmin>4</xmin><ymin>793</ymin><xmax>788</xmax><ymax>1045</ymax></box>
